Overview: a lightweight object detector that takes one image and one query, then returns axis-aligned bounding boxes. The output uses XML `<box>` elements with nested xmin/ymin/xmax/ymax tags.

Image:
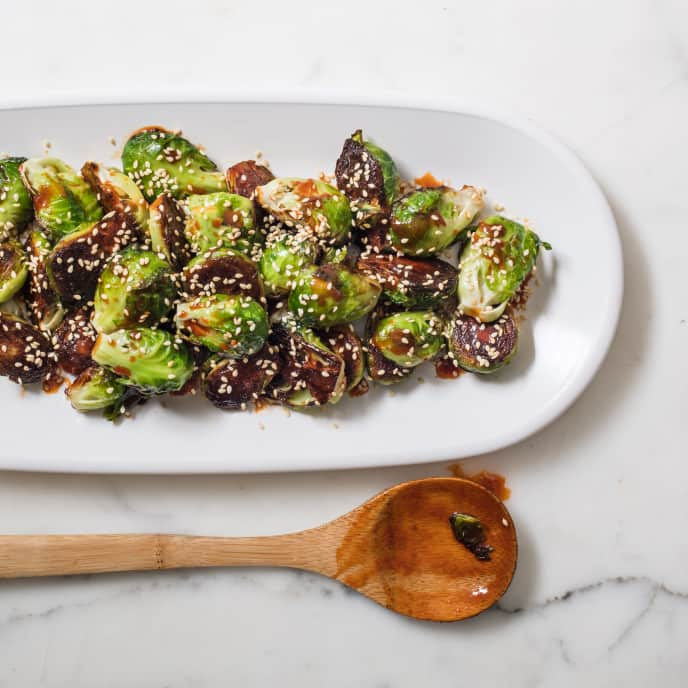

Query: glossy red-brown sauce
<box><xmin>42</xmin><ymin>371</ymin><xmax>66</xmax><ymax>394</ymax></box>
<box><xmin>448</xmin><ymin>464</ymin><xmax>511</xmax><ymax>501</ymax></box>
<box><xmin>434</xmin><ymin>356</ymin><xmax>465</xmax><ymax>379</ymax></box>
<box><xmin>414</xmin><ymin>172</ymin><xmax>444</xmax><ymax>188</ymax></box>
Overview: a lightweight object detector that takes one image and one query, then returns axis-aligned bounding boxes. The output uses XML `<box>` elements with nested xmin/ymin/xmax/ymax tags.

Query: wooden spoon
<box><xmin>0</xmin><ymin>477</ymin><xmax>517</xmax><ymax>621</ymax></box>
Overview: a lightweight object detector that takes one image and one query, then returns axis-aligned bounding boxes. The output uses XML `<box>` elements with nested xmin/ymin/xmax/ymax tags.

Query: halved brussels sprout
<box><xmin>371</xmin><ymin>310</ymin><xmax>443</xmax><ymax>368</ymax></box>
<box><xmin>0</xmin><ymin>157</ymin><xmax>33</xmax><ymax>240</ymax></box>
<box><xmin>288</xmin><ymin>263</ymin><xmax>381</xmax><ymax>328</ymax></box>
<box><xmin>446</xmin><ymin>310</ymin><xmax>518</xmax><ymax>373</ymax></box>
<box><xmin>226</xmin><ymin>160</ymin><xmax>274</xmax><ymax>199</ymax></box>
<box><xmin>0</xmin><ymin>242</ymin><xmax>28</xmax><ymax>304</ymax></box>
<box><xmin>0</xmin><ymin>313</ymin><xmax>52</xmax><ymax>384</ymax></box>
<box><xmin>364</xmin><ymin>304</ymin><xmax>413</xmax><ymax>385</ymax></box>
<box><xmin>184</xmin><ymin>192</ymin><xmax>262</xmax><ymax>256</ymax></box>
<box><xmin>53</xmin><ymin>307</ymin><xmax>97</xmax><ymax>375</ymax></box>
<box><xmin>92</xmin><ymin>327</ymin><xmax>194</xmax><ymax>394</ymax></box>
<box><xmin>259</xmin><ymin>232</ymin><xmax>319</xmax><ymax>296</ymax></box>
<box><xmin>181</xmin><ymin>248</ymin><xmax>264</xmax><ymax>303</ymax></box>
<box><xmin>175</xmin><ymin>294</ymin><xmax>268</xmax><ymax>357</ymax></box>
<box><xmin>66</xmin><ymin>365</ymin><xmax>126</xmax><ymax>412</ymax></box>
<box><xmin>267</xmin><ymin>320</ymin><xmax>346</xmax><ymax>407</ymax></box>
<box><xmin>20</xmin><ymin>158</ymin><xmax>102</xmax><ymax>240</ymax></box>
<box><xmin>389</xmin><ymin>185</ymin><xmax>484</xmax><ymax>256</ymax></box>
<box><xmin>81</xmin><ymin>162</ymin><xmax>149</xmax><ymax>232</ymax></box>
<box><xmin>256</xmin><ymin>178</ymin><xmax>352</xmax><ymax>246</ymax></box>
<box><xmin>356</xmin><ymin>254</ymin><xmax>457</xmax><ymax>309</ymax></box>
<box><xmin>202</xmin><ymin>345</ymin><xmax>281</xmax><ymax>410</ymax></box>
<box><xmin>92</xmin><ymin>247</ymin><xmax>177</xmax><ymax>333</ymax></box>
<box><xmin>148</xmin><ymin>193</ymin><xmax>192</xmax><ymax>270</ymax></box>
<box><xmin>25</xmin><ymin>228</ymin><xmax>65</xmax><ymax>331</ymax></box>
<box><xmin>321</xmin><ymin>324</ymin><xmax>365</xmax><ymax>392</ymax></box>
<box><xmin>47</xmin><ymin>210</ymin><xmax>141</xmax><ymax>302</ymax></box>
<box><xmin>458</xmin><ymin>215</ymin><xmax>550</xmax><ymax>322</ymax></box>
<box><xmin>121</xmin><ymin>126</ymin><xmax>226</xmax><ymax>201</ymax></box>
<box><xmin>335</xmin><ymin>129</ymin><xmax>400</xmax><ymax>227</ymax></box>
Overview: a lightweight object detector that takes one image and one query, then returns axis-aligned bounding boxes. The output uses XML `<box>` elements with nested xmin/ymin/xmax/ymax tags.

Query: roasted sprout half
<box><xmin>53</xmin><ymin>307</ymin><xmax>97</xmax><ymax>375</ymax></box>
<box><xmin>0</xmin><ymin>157</ymin><xmax>33</xmax><ymax>240</ymax></box>
<box><xmin>0</xmin><ymin>242</ymin><xmax>28</xmax><ymax>304</ymax></box>
<box><xmin>321</xmin><ymin>324</ymin><xmax>365</xmax><ymax>392</ymax></box>
<box><xmin>66</xmin><ymin>365</ymin><xmax>126</xmax><ymax>412</ymax></box>
<box><xmin>226</xmin><ymin>160</ymin><xmax>274</xmax><ymax>199</ymax></box>
<box><xmin>20</xmin><ymin>158</ymin><xmax>102</xmax><ymax>240</ymax></box>
<box><xmin>121</xmin><ymin>126</ymin><xmax>226</xmax><ymax>201</ymax></box>
<box><xmin>0</xmin><ymin>313</ymin><xmax>52</xmax><ymax>384</ymax></box>
<box><xmin>389</xmin><ymin>185</ymin><xmax>484</xmax><ymax>256</ymax></box>
<box><xmin>175</xmin><ymin>294</ymin><xmax>268</xmax><ymax>357</ymax></box>
<box><xmin>202</xmin><ymin>345</ymin><xmax>281</xmax><ymax>410</ymax></box>
<box><xmin>364</xmin><ymin>304</ymin><xmax>413</xmax><ymax>385</ymax></box>
<box><xmin>26</xmin><ymin>228</ymin><xmax>65</xmax><ymax>331</ymax></box>
<box><xmin>259</xmin><ymin>232</ymin><xmax>319</xmax><ymax>296</ymax></box>
<box><xmin>371</xmin><ymin>310</ymin><xmax>444</xmax><ymax>368</ymax></box>
<box><xmin>92</xmin><ymin>327</ymin><xmax>194</xmax><ymax>394</ymax></box>
<box><xmin>148</xmin><ymin>193</ymin><xmax>192</xmax><ymax>270</ymax></box>
<box><xmin>288</xmin><ymin>263</ymin><xmax>381</xmax><ymax>328</ymax></box>
<box><xmin>458</xmin><ymin>215</ymin><xmax>550</xmax><ymax>322</ymax></box>
<box><xmin>446</xmin><ymin>311</ymin><xmax>519</xmax><ymax>373</ymax></box>
<box><xmin>92</xmin><ymin>247</ymin><xmax>177</xmax><ymax>333</ymax></box>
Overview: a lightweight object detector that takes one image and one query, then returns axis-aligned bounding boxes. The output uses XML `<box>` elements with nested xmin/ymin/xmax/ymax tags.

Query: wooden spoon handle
<box><xmin>0</xmin><ymin>531</ymin><xmax>328</xmax><ymax>579</ymax></box>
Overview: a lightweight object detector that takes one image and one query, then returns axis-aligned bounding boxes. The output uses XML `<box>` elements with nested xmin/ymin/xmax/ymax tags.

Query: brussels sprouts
<box><xmin>181</xmin><ymin>248</ymin><xmax>264</xmax><ymax>303</ymax></box>
<box><xmin>183</xmin><ymin>192</ymin><xmax>262</xmax><ymax>256</ymax></box>
<box><xmin>81</xmin><ymin>162</ymin><xmax>149</xmax><ymax>232</ymax></box>
<box><xmin>335</xmin><ymin>129</ymin><xmax>400</xmax><ymax>227</ymax></box>
<box><xmin>321</xmin><ymin>324</ymin><xmax>365</xmax><ymax>392</ymax></box>
<box><xmin>446</xmin><ymin>311</ymin><xmax>519</xmax><ymax>373</ymax></box>
<box><xmin>226</xmin><ymin>160</ymin><xmax>274</xmax><ymax>199</ymax></box>
<box><xmin>121</xmin><ymin>126</ymin><xmax>226</xmax><ymax>201</ymax></box>
<box><xmin>364</xmin><ymin>304</ymin><xmax>413</xmax><ymax>385</ymax></box>
<box><xmin>92</xmin><ymin>247</ymin><xmax>176</xmax><ymax>334</ymax></box>
<box><xmin>20</xmin><ymin>158</ymin><xmax>102</xmax><ymax>240</ymax></box>
<box><xmin>288</xmin><ymin>263</ymin><xmax>381</xmax><ymax>328</ymax></box>
<box><xmin>66</xmin><ymin>365</ymin><xmax>126</xmax><ymax>412</ymax></box>
<box><xmin>256</xmin><ymin>178</ymin><xmax>352</xmax><ymax>246</ymax></box>
<box><xmin>0</xmin><ymin>313</ymin><xmax>52</xmax><ymax>384</ymax></box>
<box><xmin>202</xmin><ymin>345</ymin><xmax>281</xmax><ymax>410</ymax></box>
<box><xmin>458</xmin><ymin>215</ymin><xmax>550</xmax><ymax>322</ymax></box>
<box><xmin>25</xmin><ymin>228</ymin><xmax>65</xmax><ymax>331</ymax></box>
<box><xmin>259</xmin><ymin>232</ymin><xmax>319</xmax><ymax>296</ymax></box>
<box><xmin>371</xmin><ymin>310</ymin><xmax>443</xmax><ymax>368</ymax></box>
<box><xmin>175</xmin><ymin>294</ymin><xmax>268</xmax><ymax>357</ymax></box>
<box><xmin>53</xmin><ymin>307</ymin><xmax>97</xmax><ymax>375</ymax></box>
<box><xmin>356</xmin><ymin>254</ymin><xmax>458</xmax><ymax>309</ymax></box>
<box><xmin>267</xmin><ymin>320</ymin><xmax>346</xmax><ymax>407</ymax></box>
<box><xmin>148</xmin><ymin>193</ymin><xmax>192</xmax><ymax>270</ymax></box>
<box><xmin>47</xmin><ymin>210</ymin><xmax>141</xmax><ymax>302</ymax></box>
<box><xmin>0</xmin><ymin>242</ymin><xmax>28</xmax><ymax>304</ymax></box>
<box><xmin>0</xmin><ymin>157</ymin><xmax>33</xmax><ymax>240</ymax></box>
<box><xmin>92</xmin><ymin>327</ymin><xmax>194</xmax><ymax>394</ymax></box>
<box><xmin>389</xmin><ymin>185</ymin><xmax>484</xmax><ymax>256</ymax></box>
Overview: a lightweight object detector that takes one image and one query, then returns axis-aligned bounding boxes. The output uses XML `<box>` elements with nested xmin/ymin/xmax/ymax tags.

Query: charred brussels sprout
<box><xmin>181</xmin><ymin>248</ymin><xmax>264</xmax><ymax>303</ymax></box>
<box><xmin>53</xmin><ymin>307</ymin><xmax>96</xmax><ymax>375</ymax></box>
<box><xmin>447</xmin><ymin>311</ymin><xmax>518</xmax><ymax>373</ymax></box>
<box><xmin>148</xmin><ymin>194</ymin><xmax>192</xmax><ymax>270</ymax></box>
<box><xmin>92</xmin><ymin>247</ymin><xmax>176</xmax><ymax>333</ymax></box>
<box><xmin>0</xmin><ymin>242</ymin><xmax>28</xmax><ymax>304</ymax></box>
<box><xmin>288</xmin><ymin>263</ymin><xmax>381</xmax><ymax>328</ymax></box>
<box><xmin>81</xmin><ymin>162</ymin><xmax>149</xmax><ymax>232</ymax></box>
<box><xmin>226</xmin><ymin>160</ymin><xmax>274</xmax><ymax>199</ymax></box>
<box><xmin>364</xmin><ymin>304</ymin><xmax>413</xmax><ymax>385</ymax></box>
<box><xmin>256</xmin><ymin>178</ymin><xmax>352</xmax><ymax>246</ymax></box>
<box><xmin>26</xmin><ymin>228</ymin><xmax>64</xmax><ymax>331</ymax></box>
<box><xmin>175</xmin><ymin>294</ymin><xmax>268</xmax><ymax>357</ymax></box>
<box><xmin>390</xmin><ymin>185</ymin><xmax>484</xmax><ymax>256</ymax></box>
<box><xmin>267</xmin><ymin>320</ymin><xmax>346</xmax><ymax>407</ymax></box>
<box><xmin>0</xmin><ymin>157</ymin><xmax>33</xmax><ymax>240</ymax></box>
<box><xmin>47</xmin><ymin>210</ymin><xmax>141</xmax><ymax>302</ymax></box>
<box><xmin>335</xmin><ymin>129</ymin><xmax>400</xmax><ymax>227</ymax></box>
<box><xmin>121</xmin><ymin>126</ymin><xmax>226</xmax><ymax>201</ymax></box>
<box><xmin>357</xmin><ymin>254</ymin><xmax>457</xmax><ymax>309</ymax></box>
<box><xmin>259</xmin><ymin>233</ymin><xmax>318</xmax><ymax>296</ymax></box>
<box><xmin>183</xmin><ymin>192</ymin><xmax>261</xmax><ymax>256</ymax></box>
<box><xmin>92</xmin><ymin>327</ymin><xmax>194</xmax><ymax>394</ymax></box>
<box><xmin>0</xmin><ymin>313</ymin><xmax>52</xmax><ymax>383</ymax></box>
<box><xmin>20</xmin><ymin>158</ymin><xmax>102</xmax><ymax>240</ymax></box>
<box><xmin>458</xmin><ymin>215</ymin><xmax>550</xmax><ymax>322</ymax></box>
<box><xmin>372</xmin><ymin>311</ymin><xmax>443</xmax><ymax>368</ymax></box>
<box><xmin>66</xmin><ymin>365</ymin><xmax>126</xmax><ymax>413</ymax></box>
<box><xmin>202</xmin><ymin>345</ymin><xmax>281</xmax><ymax>410</ymax></box>
<box><xmin>321</xmin><ymin>325</ymin><xmax>365</xmax><ymax>392</ymax></box>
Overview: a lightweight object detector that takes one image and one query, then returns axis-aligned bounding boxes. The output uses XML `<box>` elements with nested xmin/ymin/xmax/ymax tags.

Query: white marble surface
<box><xmin>1</xmin><ymin>0</ymin><xmax>687</xmax><ymax>685</ymax></box>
